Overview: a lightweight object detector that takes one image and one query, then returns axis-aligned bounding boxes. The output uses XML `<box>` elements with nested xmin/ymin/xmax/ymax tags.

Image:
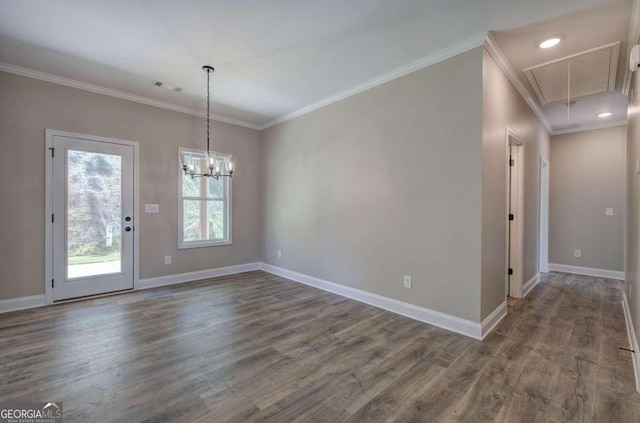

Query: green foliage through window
<box><xmin>67</xmin><ymin>150</ymin><xmax>122</xmax><ymax>265</ymax></box>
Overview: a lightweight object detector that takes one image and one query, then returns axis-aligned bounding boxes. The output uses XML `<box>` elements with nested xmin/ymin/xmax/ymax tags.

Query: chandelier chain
<box><xmin>180</xmin><ymin>65</ymin><xmax>234</xmax><ymax>179</ymax></box>
<box><xmin>206</xmin><ymin>67</ymin><xmax>210</xmax><ymax>152</ymax></box>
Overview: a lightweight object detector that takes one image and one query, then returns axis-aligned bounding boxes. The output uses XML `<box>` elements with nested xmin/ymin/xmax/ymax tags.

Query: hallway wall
<box><xmin>550</xmin><ymin>126</ymin><xmax>626</xmax><ymax>272</ymax></box>
<box><xmin>481</xmin><ymin>47</ymin><xmax>550</xmax><ymax>315</ymax></box>
<box><xmin>626</xmin><ymin>67</ymin><xmax>640</xmax><ymax>354</ymax></box>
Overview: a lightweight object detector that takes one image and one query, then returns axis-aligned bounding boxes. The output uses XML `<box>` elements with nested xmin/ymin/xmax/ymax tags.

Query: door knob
<box><xmin>125</xmin><ymin>227</ymin><xmax>132</xmax><ymax>232</ymax></box>
<box><xmin>125</xmin><ymin>216</ymin><xmax>131</xmax><ymax>222</ymax></box>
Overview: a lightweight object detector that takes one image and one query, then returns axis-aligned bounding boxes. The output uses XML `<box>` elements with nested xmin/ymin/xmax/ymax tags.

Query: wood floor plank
<box><xmin>0</xmin><ymin>270</ymin><xmax>638</xmax><ymax>421</ymax></box>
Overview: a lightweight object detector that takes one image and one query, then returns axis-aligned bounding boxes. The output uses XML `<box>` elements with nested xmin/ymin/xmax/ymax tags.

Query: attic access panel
<box><xmin>524</xmin><ymin>42</ymin><xmax>620</xmax><ymax>105</ymax></box>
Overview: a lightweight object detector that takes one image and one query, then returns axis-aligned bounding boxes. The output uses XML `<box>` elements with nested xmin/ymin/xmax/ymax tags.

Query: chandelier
<box><xmin>180</xmin><ymin>65</ymin><xmax>235</xmax><ymax>179</ymax></box>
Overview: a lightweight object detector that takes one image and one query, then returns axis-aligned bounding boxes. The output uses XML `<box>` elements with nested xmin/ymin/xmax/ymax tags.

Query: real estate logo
<box><xmin>0</xmin><ymin>402</ymin><xmax>63</xmax><ymax>423</ymax></box>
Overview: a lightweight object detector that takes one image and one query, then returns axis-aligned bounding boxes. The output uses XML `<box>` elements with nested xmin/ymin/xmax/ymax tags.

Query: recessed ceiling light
<box><xmin>538</xmin><ymin>38</ymin><xmax>561</xmax><ymax>49</ymax></box>
<box><xmin>152</xmin><ymin>81</ymin><xmax>182</xmax><ymax>92</ymax></box>
<box><xmin>598</xmin><ymin>112</ymin><xmax>612</xmax><ymax>118</ymax></box>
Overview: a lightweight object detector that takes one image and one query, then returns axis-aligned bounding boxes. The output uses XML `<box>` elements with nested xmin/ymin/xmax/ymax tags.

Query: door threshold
<box><xmin>53</xmin><ymin>288</ymin><xmax>134</xmax><ymax>304</ymax></box>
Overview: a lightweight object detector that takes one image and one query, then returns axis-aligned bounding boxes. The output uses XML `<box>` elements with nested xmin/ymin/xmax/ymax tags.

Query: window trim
<box><xmin>178</xmin><ymin>147</ymin><xmax>232</xmax><ymax>249</ymax></box>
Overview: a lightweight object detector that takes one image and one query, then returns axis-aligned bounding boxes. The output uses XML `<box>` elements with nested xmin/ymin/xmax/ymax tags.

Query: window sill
<box><xmin>178</xmin><ymin>240</ymin><xmax>232</xmax><ymax>250</ymax></box>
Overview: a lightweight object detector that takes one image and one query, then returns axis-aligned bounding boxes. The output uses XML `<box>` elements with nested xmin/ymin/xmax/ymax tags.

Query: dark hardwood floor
<box><xmin>1</xmin><ymin>271</ymin><xmax>638</xmax><ymax>422</ymax></box>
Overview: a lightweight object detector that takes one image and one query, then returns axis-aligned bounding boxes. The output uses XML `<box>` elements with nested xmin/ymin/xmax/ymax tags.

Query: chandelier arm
<box><xmin>190</xmin><ymin>174</ymin><xmax>230</xmax><ymax>180</ymax></box>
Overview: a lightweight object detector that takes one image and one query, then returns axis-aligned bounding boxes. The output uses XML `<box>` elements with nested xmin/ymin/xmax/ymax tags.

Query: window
<box><xmin>179</xmin><ymin>148</ymin><xmax>231</xmax><ymax>248</ymax></box>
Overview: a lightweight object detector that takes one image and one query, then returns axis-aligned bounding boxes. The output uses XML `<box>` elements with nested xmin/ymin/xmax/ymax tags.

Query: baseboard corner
<box><xmin>481</xmin><ymin>301</ymin><xmax>507</xmax><ymax>339</ymax></box>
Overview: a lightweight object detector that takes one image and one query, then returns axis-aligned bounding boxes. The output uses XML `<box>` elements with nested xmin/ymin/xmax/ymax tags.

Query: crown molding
<box><xmin>549</xmin><ymin>118</ymin><xmax>627</xmax><ymax>136</ymax></box>
<box><xmin>0</xmin><ymin>62</ymin><xmax>262</xmax><ymax>130</ymax></box>
<box><xmin>484</xmin><ymin>33</ymin><xmax>554</xmax><ymax>135</ymax></box>
<box><xmin>623</xmin><ymin>0</ymin><xmax>640</xmax><ymax>96</ymax></box>
<box><xmin>259</xmin><ymin>32</ymin><xmax>488</xmax><ymax>130</ymax></box>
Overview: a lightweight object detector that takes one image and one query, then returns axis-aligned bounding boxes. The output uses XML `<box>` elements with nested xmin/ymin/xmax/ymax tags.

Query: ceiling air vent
<box><xmin>552</xmin><ymin>122</ymin><xmax>583</xmax><ymax>132</ymax></box>
<box><xmin>524</xmin><ymin>42</ymin><xmax>620</xmax><ymax>105</ymax></box>
<box><xmin>152</xmin><ymin>80</ymin><xmax>182</xmax><ymax>92</ymax></box>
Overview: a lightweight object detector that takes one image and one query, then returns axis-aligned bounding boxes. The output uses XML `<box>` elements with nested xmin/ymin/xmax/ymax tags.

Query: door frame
<box><xmin>44</xmin><ymin>129</ymin><xmax>140</xmax><ymax>305</ymax></box>
<box><xmin>539</xmin><ymin>157</ymin><xmax>549</xmax><ymax>273</ymax></box>
<box><xmin>505</xmin><ymin>128</ymin><xmax>525</xmax><ymax>298</ymax></box>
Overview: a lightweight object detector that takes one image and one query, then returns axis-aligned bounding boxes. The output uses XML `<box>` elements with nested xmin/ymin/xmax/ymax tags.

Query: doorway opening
<box><xmin>45</xmin><ymin>130</ymin><xmax>139</xmax><ymax>303</ymax></box>
<box><xmin>506</xmin><ymin>130</ymin><xmax>524</xmax><ymax>298</ymax></box>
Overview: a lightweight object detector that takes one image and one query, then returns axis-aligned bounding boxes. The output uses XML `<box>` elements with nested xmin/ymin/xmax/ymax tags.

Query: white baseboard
<box><xmin>139</xmin><ymin>262</ymin><xmax>261</xmax><ymax>290</ymax></box>
<box><xmin>548</xmin><ymin>263</ymin><xmax>624</xmax><ymax>280</ymax></box>
<box><xmin>622</xmin><ymin>292</ymin><xmax>640</xmax><ymax>393</ymax></box>
<box><xmin>1</xmin><ymin>263</ymin><xmax>261</xmax><ymax>313</ymax></box>
<box><xmin>1</xmin><ymin>263</ymin><xmax>510</xmax><ymax>341</ymax></box>
<box><xmin>481</xmin><ymin>302</ymin><xmax>507</xmax><ymax>339</ymax></box>
<box><xmin>0</xmin><ymin>294</ymin><xmax>46</xmax><ymax>314</ymax></box>
<box><xmin>260</xmin><ymin>262</ymin><xmax>504</xmax><ymax>340</ymax></box>
<box><xmin>522</xmin><ymin>273</ymin><xmax>540</xmax><ymax>298</ymax></box>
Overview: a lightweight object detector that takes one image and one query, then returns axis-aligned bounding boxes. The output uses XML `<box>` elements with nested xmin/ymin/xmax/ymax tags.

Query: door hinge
<box><xmin>51</xmin><ymin>279</ymin><xmax>54</xmax><ymax>288</ymax></box>
<box><xmin>49</xmin><ymin>147</ymin><xmax>54</xmax><ymax>158</ymax></box>
<box><xmin>51</xmin><ymin>214</ymin><xmax>54</xmax><ymax>223</ymax></box>
<box><xmin>509</xmin><ymin>213</ymin><xmax>514</xmax><ymax>221</ymax></box>
<box><xmin>509</xmin><ymin>156</ymin><xmax>514</xmax><ymax>166</ymax></box>
<box><xmin>508</xmin><ymin>268</ymin><xmax>513</xmax><ymax>275</ymax></box>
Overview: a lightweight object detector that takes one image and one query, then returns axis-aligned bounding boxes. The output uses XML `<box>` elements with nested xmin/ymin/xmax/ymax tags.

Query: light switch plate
<box><xmin>145</xmin><ymin>204</ymin><xmax>159</xmax><ymax>213</ymax></box>
<box><xmin>605</xmin><ymin>208</ymin><xmax>613</xmax><ymax>216</ymax></box>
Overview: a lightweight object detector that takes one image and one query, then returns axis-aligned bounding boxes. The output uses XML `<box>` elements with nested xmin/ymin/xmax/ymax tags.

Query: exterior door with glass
<box><xmin>50</xmin><ymin>133</ymin><xmax>135</xmax><ymax>301</ymax></box>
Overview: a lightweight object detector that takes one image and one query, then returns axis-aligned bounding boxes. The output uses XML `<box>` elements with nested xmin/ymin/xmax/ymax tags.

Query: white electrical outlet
<box><xmin>403</xmin><ymin>276</ymin><xmax>412</xmax><ymax>289</ymax></box>
<box><xmin>277</xmin><ymin>249</ymin><xmax>282</xmax><ymax>258</ymax></box>
<box><xmin>605</xmin><ymin>208</ymin><xmax>613</xmax><ymax>216</ymax></box>
<box><xmin>574</xmin><ymin>250</ymin><xmax>581</xmax><ymax>258</ymax></box>
<box><xmin>164</xmin><ymin>256</ymin><xmax>172</xmax><ymax>264</ymax></box>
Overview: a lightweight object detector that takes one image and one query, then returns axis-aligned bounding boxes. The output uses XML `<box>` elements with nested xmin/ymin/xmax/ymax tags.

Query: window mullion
<box><xmin>199</xmin><ymin>176</ymin><xmax>208</xmax><ymax>240</ymax></box>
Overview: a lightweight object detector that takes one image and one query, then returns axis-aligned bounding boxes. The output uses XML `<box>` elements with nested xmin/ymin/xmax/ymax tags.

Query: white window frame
<box><xmin>178</xmin><ymin>147</ymin><xmax>232</xmax><ymax>249</ymax></box>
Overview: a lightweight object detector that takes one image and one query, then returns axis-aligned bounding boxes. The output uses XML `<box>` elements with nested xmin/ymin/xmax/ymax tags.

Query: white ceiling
<box><xmin>0</xmin><ymin>0</ymin><xmax>630</xmax><ymax>129</ymax></box>
<box><xmin>492</xmin><ymin>0</ymin><xmax>633</xmax><ymax>132</ymax></box>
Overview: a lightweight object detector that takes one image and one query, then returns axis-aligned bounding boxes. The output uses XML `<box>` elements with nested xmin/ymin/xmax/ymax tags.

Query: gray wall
<box><xmin>0</xmin><ymin>72</ymin><xmax>263</xmax><ymax>300</ymax></box>
<box><xmin>1</xmin><ymin>45</ymin><xmax>551</xmax><ymax>327</ymax></box>
<box><xmin>262</xmin><ymin>48</ymin><xmax>484</xmax><ymax>322</ymax></box>
<box><xmin>481</xmin><ymin>48</ymin><xmax>550</xmax><ymax>319</ymax></box>
<box><xmin>626</xmin><ymin>68</ymin><xmax>640</xmax><ymax>346</ymax></box>
<box><xmin>550</xmin><ymin>126</ymin><xmax>626</xmax><ymax>271</ymax></box>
